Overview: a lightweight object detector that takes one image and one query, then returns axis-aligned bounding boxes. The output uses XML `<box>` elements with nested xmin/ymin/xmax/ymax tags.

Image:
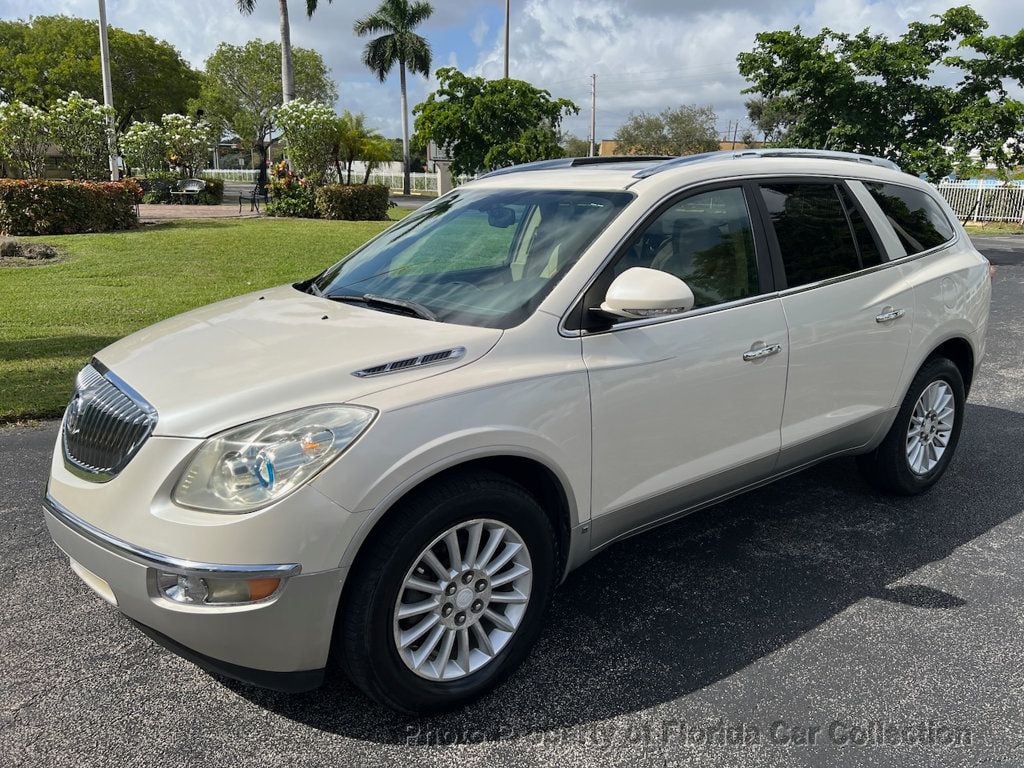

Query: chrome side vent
<box><xmin>62</xmin><ymin>361</ymin><xmax>158</xmax><ymax>482</ymax></box>
<box><xmin>353</xmin><ymin>347</ymin><xmax>466</xmax><ymax>378</ymax></box>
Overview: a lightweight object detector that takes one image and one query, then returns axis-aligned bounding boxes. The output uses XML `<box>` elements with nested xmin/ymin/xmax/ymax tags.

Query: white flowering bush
<box><xmin>121</xmin><ymin>121</ymin><xmax>166</xmax><ymax>175</ymax></box>
<box><xmin>275</xmin><ymin>99</ymin><xmax>336</xmax><ymax>185</ymax></box>
<box><xmin>48</xmin><ymin>91</ymin><xmax>116</xmax><ymax>180</ymax></box>
<box><xmin>0</xmin><ymin>101</ymin><xmax>49</xmax><ymax>178</ymax></box>
<box><xmin>161</xmin><ymin>113</ymin><xmax>215</xmax><ymax>177</ymax></box>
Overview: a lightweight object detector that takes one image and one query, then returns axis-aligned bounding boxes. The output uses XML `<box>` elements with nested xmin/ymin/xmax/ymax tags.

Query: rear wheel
<box><xmin>858</xmin><ymin>357</ymin><xmax>965</xmax><ymax>495</ymax></box>
<box><xmin>337</xmin><ymin>471</ymin><xmax>557</xmax><ymax>714</ymax></box>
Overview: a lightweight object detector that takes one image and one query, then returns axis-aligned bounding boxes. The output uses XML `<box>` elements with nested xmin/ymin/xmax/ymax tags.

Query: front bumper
<box><xmin>44</xmin><ymin>495</ymin><xmax>345</xmax><ymax>691</ymax></box>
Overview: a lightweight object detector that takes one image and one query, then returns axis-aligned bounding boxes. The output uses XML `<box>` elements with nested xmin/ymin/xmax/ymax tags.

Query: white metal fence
<box><xmin>201</xmin><ymin>168</ymin><xmax>472</xmax><ymax>196</ymax></box>
<box><xmin>937</xmin><ymin>181</ymin><xmax>1024</xmax><ymax>223</ymax></box>
<box><xmin>202</xmin><ymin>169</ymin><xmax>260</xmax><ymax>183</ymax></box>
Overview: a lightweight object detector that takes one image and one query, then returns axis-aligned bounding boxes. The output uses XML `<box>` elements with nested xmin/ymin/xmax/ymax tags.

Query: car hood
<box><xmin>94</xmin><ymin>285</ymin><xmax>502</xmax><ymax>437</ymax></box>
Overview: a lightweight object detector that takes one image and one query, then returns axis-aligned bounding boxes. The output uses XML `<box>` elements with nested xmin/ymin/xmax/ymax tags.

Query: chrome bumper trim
<box><xmin>43</xmin><ymin>493</ymin><xmax>301</xmax><ymax>579</ymax></box>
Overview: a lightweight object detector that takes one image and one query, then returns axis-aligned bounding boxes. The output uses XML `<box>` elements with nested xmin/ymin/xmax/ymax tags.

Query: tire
<box><xmin>337</xmin><ymin>470</ymin><xmax>558</xmax><ymax>714</ymax></box>
<box><xmin>858</xmin><ymin>356</ymin><xmax>965</xmax><ymax>495</ymax></box>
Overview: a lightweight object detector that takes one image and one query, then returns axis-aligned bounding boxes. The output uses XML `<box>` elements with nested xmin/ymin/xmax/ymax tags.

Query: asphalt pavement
<box><xmin>1</xmin><ymin>236</ymin><xmax>1022</xmax><ymax>767</ymax></box>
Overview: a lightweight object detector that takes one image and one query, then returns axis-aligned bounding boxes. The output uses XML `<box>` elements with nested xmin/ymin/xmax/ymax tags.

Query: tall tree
<box><xmin>235</xmin><ymin>0</ymin><xmax>333</xmax><ymax>104</ymax></box>
<box><xmin>354</xmin><ymin>0</ymin><xmax>434</xmax><ymax>196</ymax></box>
<box><xmin>0</xmin><ymin>16</ymin><xmax>199</xmax><ymax>132</ymax></box>
<box><xmin>614</xmin><ymin>105</ymin><xmax>719</xmax><ymax>156</ymax></box>
<box><xmin>737</xmin><ymin>6</ymin><xmax>1024</xmax><ymax>180</ymax></box>
<box><xmin>413</xmin><ymin>68</ymin><xmax>579</xmax><ymax>176</ymax></box>
<box><xmin>197</xmin><ymin>40</ymin><xmax>336</xmax><ymax>189</ymax></box>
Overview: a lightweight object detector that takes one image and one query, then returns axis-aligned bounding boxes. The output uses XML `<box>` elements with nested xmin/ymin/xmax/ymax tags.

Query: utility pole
<box><xmin>731</xmin><ymin>120</ymin><xmax>739</xmax><ymax>150</ymax></box>
<box><xmin>97</xmin><ymin>0</ymin><xmax>119</xmax><ymax>180</ymax></box>
<box><xmin>503</xmin><ymin>0</ymin><xmax>510</xmax><ymax>79</ymax></box>
<box><xmin>589</xmin><ymin>73</ymin><xmax>597</xmax><ymax>157</ymax></box>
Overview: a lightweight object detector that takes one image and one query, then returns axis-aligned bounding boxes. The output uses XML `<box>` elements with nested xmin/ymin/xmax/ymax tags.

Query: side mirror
<box><xmin>597</xmin><ymin>267</ymin><xmax>695</xmax><ymax>319</ymax></box>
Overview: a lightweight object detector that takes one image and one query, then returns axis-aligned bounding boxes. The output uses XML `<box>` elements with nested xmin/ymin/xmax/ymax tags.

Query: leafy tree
<box><xmin>162</xmin><ymin>114</ymin><xmax>215</xmax><ymax>177</ymax></box>
<box><xmin>744</xmin><ymin>96</ymin><xmax>800</xmax><ymax>145</ymax></box>
<box><xmin>0</xmin><ymin>16</ymin><xmax>199</xmax><ymax>132</ymax></box>
<box><xmin>235</xmin><ymin>0</ymin><xmax>333</xmax><ymax>104</ymax></box>
<box><xmin>197</xmin><ymin>40</ymin><xmax>336</xmax><ymax>189</ymax></box>
<box><xmin>560</xmin><ymin>133</ymin><xmax>593</xmax><ymax>157</ymax></box>
<box><xmin>614</xmin><ymin>105</ymin><xmax>719</xmax><ymax>156</ymax></box>
<box><xmin>354</xmin><ymin>0</ymin><xmax>434</xmax><ymax>196</ymax></box>
<box><xmin>120</xmin><ymin>120</ymin><xmax>165</xmax><ymax>174</ymax></box>
<box><xmin>48</xmin><ymin>92</ymin><xmax>116</xmax><ymax>180</ymax></box>
<box><xmin>275</xmin><ymin>98</ymin><xmax>336</xmax><ymax>184</ymax></box>
<box><xmin>413</xmin><ymin>68</ymin><xmax>579</xmax><ymax>176</ymax></box>
<box><xmin>360</xmin><ymin>135</ymin><xmax>394</xmax><ymax>184</ymax></box>
<box><xmin>0</xmin><ymin>101</ymin><xmax>48</xmax><ymax>178</ymax></box>
<box><xmin>737</xmin><ymin>6</ymin><xmax>1024</xmax><ymax>179</ymax></box>
<box><xmin>334</xmin><ymin>111</ymin><xmax>372</xmax><ymax>184</ymax></box>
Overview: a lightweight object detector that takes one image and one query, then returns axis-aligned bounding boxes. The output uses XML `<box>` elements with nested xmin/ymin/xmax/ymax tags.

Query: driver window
<box><xmin>618</xmin><ymin>187</ymin><xmax>760</xmax><ymax>310</ymax></box>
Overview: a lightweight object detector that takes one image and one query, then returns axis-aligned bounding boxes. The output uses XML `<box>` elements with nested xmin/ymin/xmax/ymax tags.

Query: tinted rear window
<box><xmin>760</xmin><ymin>182</ymin><xmax>862</xmax><ymax>288</ymax></box>
<box><xmin>863</xmin><ymin>182</ymin><xmax>955</xmax><ymax>254</ymax></box>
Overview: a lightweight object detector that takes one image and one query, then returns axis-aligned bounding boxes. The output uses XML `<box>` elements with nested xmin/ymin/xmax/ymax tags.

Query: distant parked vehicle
<box><xmin>44</xmin><ymin>149</ymin><xmax>991</xmax><ymax>713</ymax></box>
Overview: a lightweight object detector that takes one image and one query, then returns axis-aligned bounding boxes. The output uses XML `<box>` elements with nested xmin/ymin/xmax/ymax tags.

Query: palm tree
<box><xmin>236</xmin><ymin>0</ymin><xmax>332</xmax><ymax>104</ymax></box>
<box><xmin>354</xmin><ymin>0</ymin><xmax>433</xmax><ymax>196</ymax></box>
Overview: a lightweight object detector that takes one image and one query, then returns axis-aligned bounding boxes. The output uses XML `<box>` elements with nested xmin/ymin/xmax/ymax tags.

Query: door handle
<box><xmin>875</xmin><ymin>307</ymin><xmax>906</xmax><ymax>323</ymax></box>
<box><xmin>742</xmin><ymin>343</ymin><xmax>782</xmax><ymax>362</ymax></box>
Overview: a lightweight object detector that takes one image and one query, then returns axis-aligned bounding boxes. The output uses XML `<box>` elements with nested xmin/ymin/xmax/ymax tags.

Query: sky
<box><xmin>0</xmin><ymin>0</ymin><xmax>1020</xmax><ymax>143</ymax></box>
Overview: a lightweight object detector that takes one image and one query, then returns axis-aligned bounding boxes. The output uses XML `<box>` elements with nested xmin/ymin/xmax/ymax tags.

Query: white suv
<box><xmin>44</xmin><ymin>150</ymin><xmax>991</xmax><ymax>713</ymax></box>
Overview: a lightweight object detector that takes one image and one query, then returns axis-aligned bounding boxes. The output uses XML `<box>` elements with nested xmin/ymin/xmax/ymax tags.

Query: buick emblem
<box><xmin>65</xmin><ymin>393</ymin><xmax>86</xmax><ymax>435</ymax></box>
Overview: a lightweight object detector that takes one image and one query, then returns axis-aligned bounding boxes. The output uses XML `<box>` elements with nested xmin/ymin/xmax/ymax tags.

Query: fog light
<box><xmin>156</xmin><ymin>571</ymin><xmax>281</xmax><ymax>605</ymax></box>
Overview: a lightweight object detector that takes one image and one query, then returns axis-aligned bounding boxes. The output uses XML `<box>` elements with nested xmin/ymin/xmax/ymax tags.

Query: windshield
<box><xmin>310</xmin><ymin>187</ymin><xmax>634</xmax><ymax>328</ymax></box>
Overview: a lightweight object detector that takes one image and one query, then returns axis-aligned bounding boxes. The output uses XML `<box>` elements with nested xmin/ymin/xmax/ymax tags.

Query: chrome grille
<box><xmin>62</xmin><ymin>361</ymin><xmax>158</xmax><ymax>482</ymax></box>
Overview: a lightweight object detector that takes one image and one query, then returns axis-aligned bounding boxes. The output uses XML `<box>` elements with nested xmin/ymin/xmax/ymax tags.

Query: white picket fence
<box><xmin>202</xmin><ymin>169</ymin><xmax>260</xmax><ymax>183</ymax></box>
<box><xmin>937</xmin><ymin>181</ymin><xmax>1024</xmax><ymax>223</ymax></box>
<box><xmin>202</xmin><ymin>168</ymin><xmax>471</xmax><ymax>196</ymax></box>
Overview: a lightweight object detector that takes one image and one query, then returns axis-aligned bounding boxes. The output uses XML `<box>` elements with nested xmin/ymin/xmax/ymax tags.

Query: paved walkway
<box><xmin>138</xmin><ymin>203</ymin><xmax>259</xmax><ymax>223</ymax></box>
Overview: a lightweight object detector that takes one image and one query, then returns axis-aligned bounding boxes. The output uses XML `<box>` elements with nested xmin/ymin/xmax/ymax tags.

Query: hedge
<box><xmin>315</xmin><ymin>184</ymin><xmax>390</xmax><ymax>221</ymax></box>
<box><xmin>0</xmin><ymin>179</ymin><xmax>141</xmax><ymax>235</ymax></box>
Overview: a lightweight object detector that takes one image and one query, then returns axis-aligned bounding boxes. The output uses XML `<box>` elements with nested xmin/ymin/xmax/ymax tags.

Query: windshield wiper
<box><xmin>327</xmin><ymin>293</ymin><xmax>438</xmax><ymax>322</ymax></box>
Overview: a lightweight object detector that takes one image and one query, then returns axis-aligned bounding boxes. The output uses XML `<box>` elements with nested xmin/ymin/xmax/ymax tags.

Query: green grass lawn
<box><xmin>0</xmin><ymin>214</ymin><xmax>407</xmax><ymax>423</ymax></box>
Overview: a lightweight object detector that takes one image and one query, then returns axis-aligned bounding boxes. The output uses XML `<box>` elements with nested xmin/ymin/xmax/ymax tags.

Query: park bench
<box><xmin>239</xmin><ymin>184</ymin><xmax>270</xmax><ymax>213</ymax></box>
<box><xmin>169</xmin><ymin>178</ymin><xmax>206</xmax><ymax>204</ymax></box>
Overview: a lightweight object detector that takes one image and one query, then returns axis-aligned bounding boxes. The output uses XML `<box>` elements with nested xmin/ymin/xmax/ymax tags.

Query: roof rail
<box><xmin>479</xmin><ymin>155</ymin><xmax>672</xmax><ymax>179</ymax></box>
<box><xmin>632</xmin><ymin>148</ymin><xmax>901</xmax><ymax>179</ymax></box>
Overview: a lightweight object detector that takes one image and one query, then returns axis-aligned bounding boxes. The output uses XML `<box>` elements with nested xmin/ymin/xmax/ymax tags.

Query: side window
<box><xmin>616</xmin><ymin>187</ymin><xmax>759</xmax><ymax>310</ymax></box>
<box><xmin>838</xmin><ymin>185</ymin><xmax>883</xmax><ymax>269</ymax></box>
<box><xmin>760</xmin><ymin>182</ymin><xmax>866</xmax><ymax>288</ymax></box>
<box><xmin>863</xmin><ymin>182</ymin><xmax>955</xmax><ymax>254</ymax></box>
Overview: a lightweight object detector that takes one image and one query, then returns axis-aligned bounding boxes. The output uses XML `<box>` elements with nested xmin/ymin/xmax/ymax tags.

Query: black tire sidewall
<box><xmin>349</xmin><ymin>476</ymin><xmax>556</xmax><ymax>713</ymax></box>
<box><xmin>887</xmin><ymin>358</ymin><xmax>966</xmax><ymax>493</ymax></box>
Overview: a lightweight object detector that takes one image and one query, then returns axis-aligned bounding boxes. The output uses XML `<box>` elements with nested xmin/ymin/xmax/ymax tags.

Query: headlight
<box><xmin>172</xmin><ymin>405</ymin><xmax>375</xmax><ymax>513</ymax></box>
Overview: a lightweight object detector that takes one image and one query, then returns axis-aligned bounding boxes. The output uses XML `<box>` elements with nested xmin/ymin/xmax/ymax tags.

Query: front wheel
<box><xmin>858</xmin><ymin>356</ymin><xmax>965</xmax><ymax>495</ymax></box>
<box><xmin>337</xmin><ymin>471</ymin><xmax>557</xmax><ymax>714</ymax></box>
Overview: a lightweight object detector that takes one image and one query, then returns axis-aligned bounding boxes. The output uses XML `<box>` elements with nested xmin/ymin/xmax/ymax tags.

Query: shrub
<box><xmin>265</xmin><ymin>162</ymin><xmax>318</xmax><ymax>218</ymax></box>
<box><xmin>196</xmin><ymin>177</ymin><xmax>224</xmax><ymax>205</ymax></box>
<box><xmin>137</xmin><ymin>171</ymin><xmax>178</xmax><ymax>204</ymax></box>
<box><xmin>315</xmin><ymin>184</ymin><xmax>390</xmax><ymax>221</ymax></box>
<box><xmin>0</xmin><ymin>179</ymin><xmax>141</xmax><ymax>235</ymax></box>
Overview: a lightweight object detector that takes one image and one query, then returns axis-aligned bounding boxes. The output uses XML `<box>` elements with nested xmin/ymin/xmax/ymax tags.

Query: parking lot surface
<box><xmin>1</xmin><ymin>236</ymin><xmax>1022</xmax><ymax>767</ymax></box>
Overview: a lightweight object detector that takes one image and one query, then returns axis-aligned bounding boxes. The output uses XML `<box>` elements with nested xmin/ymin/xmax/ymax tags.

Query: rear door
<box><xmin>754</xmin><ymin>179</ymin><xmax>914</xmax><ymax>469</ymax></box>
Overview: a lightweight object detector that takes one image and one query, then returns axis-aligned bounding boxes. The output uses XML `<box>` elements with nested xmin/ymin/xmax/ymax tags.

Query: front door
<box><xmin>581</xmin><ymin>185</ymin><xmax>789</xmax><ymax>547</ymax></box>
